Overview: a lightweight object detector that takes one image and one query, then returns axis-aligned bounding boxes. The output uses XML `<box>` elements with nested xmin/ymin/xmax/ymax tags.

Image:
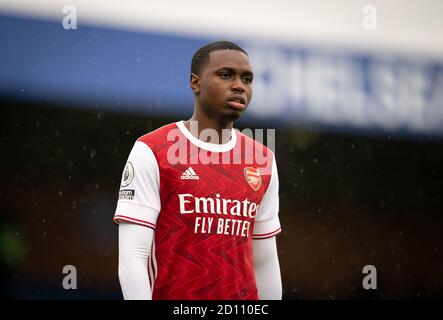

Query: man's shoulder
<box><xmin>235</xmin><ymin>129</ymin><xmax>275</xmax><ymax>157</ymax></box>
<box><xmin>136</xmin><ymin>122</ymin><xmax>178</xmax><ymax>148</ymax></box>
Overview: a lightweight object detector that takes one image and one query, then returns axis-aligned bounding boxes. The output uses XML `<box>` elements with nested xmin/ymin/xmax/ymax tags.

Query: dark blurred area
<box><xmin>1</xmin><ymin>99</ymin><xmax>442</xmax><ymax>299</ymax></box>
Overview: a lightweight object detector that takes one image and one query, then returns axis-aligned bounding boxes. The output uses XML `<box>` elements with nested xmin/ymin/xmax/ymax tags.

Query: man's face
<box><xmin>192</xmin><ymin>49</ymin><xmax>254</xmax><ymax>121</ymax></box>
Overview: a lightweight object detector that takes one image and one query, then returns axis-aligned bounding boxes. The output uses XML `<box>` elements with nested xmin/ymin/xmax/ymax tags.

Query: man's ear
<box><xmin>190</xmin><ymin>73</ymin><xmax>201</xmax><ymax>94</ymax></box>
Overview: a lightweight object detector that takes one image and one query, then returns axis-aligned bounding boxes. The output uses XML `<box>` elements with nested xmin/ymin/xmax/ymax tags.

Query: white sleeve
<box><xmin>118</xmin><ymin>223</ymin><xmax>154</xmax><ymax>300</ymax></box>
<box><xmin>253</xmin><ymin>237</ymin><xmax>282</xmax><ymax>300</ymax></box>
<box><xmin>253</xmin><ymin>153</ymin><xmax>282</xmax><ymax>239</ymax></box>
<box><xmin>114</xmin><ymin>140</ymin><xmax>161</xmax><ymax>229</ymax></box>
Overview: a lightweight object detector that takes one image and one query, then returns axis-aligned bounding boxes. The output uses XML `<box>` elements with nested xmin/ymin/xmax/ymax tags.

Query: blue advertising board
<box><xmin>1</xmin><ymin>14</ymin><xmax>442</xmax><ymax>135</ymax></box>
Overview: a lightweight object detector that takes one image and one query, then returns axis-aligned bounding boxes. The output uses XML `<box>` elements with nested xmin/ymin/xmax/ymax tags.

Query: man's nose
<box><xmin>231</xmin><ymin>76</ymin><xmax>245</xmax><ymax>92</ymax></box>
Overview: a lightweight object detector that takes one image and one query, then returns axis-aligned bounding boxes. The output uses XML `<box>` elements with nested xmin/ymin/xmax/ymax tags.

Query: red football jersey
<box><xmin>114</xmin><ymin>121</ymin><xmax>281</xmax><ymax>300</ymax></box>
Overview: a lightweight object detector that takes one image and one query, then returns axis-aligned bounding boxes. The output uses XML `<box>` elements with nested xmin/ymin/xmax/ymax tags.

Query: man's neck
<box><xmin>185</xmin><ymin>111</ymin><xmax>233</xmax><ymax>145</ymax></box>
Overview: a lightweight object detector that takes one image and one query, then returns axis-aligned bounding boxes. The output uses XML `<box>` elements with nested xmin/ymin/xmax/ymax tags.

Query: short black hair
<box><xmin>191</xmin><ymin>41</ymin><xmax>248</xmax><ymax>75</ymax></box>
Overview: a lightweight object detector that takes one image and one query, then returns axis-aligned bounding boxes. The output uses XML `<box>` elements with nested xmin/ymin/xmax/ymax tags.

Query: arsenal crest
<box><xmin>244</xmin><ymin>167</ymin><xmax>262</xmax><ymax>191</ymax></box>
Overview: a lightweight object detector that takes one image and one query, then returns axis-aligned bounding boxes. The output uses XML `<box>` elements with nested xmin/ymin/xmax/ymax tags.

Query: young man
<box><xmin>114</xmin><ymin>41</ymin><xmax>282</xmax><ymax>300</ymax></box>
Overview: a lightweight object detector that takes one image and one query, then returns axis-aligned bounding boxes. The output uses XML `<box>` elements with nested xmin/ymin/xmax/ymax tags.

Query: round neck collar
<box><xmin>175</xmin><ymin>120</ymin><xmax>237</xmax><ymax>153</ymax></box>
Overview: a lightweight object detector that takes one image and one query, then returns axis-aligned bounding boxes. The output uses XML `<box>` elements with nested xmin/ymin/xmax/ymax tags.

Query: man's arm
<box><xmin>114</xmin><ymin>140</ymin><xmax>161</xmax><ymax>299</ymax></box>
<box><xmin>253</xmin><ymin>237</ymin><xmax>282</xmax><ymax>300</ymax></box>
<box><xmin>118</xmin><ymin>222</ymin><xmax>154</xmax><ymax>300</ymax></box>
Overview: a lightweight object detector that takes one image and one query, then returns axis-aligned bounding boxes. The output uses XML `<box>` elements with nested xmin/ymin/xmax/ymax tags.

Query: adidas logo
<box><xmin>180</xmin><ymin>167</ymin><xmax>200</xmax><ymax>180</ymax></box>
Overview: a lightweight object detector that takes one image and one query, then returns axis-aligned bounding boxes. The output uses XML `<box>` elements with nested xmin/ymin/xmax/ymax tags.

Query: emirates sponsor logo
<box><xmin>178</xmin><ymin>193</ymin><xmax>258</xmax><ymax>238</ymax></box>
<box><xmin>178</xmin><ymin>193</ymin><xmax>259</xmax><ymax>219</ymax></box>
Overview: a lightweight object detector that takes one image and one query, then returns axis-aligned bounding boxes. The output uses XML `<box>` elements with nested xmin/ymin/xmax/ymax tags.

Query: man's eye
<box><xmin>220</xmin><ymin>73</ymin><xmax>231</xmax><ymax>79</ymax></box>
<box><xmin>242</xmin><ymin>77</ymin><xmax>252</xmax><ymax>84</ymax></box>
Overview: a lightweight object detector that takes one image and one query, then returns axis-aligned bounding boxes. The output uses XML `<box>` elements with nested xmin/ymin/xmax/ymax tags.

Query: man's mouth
<box><xmin>227</xmin><ymin>95</ymin><xmax>246</xmax><ymax>110</ymax></box>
